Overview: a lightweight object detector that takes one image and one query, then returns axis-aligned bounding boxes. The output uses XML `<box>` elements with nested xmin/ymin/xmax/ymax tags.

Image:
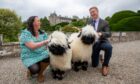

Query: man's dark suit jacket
<box><xmin>87</xmin><ymin>18</ymin><xmax>111</xmax><ymax>41</ymax></box>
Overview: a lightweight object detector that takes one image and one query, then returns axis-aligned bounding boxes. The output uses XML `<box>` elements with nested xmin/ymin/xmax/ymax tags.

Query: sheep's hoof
<box><xmin>53</xmin><ymin>73</ymin><xmax>63</xmax><ymax>80</ymax></box>
<box><xmin>53</xmin><ymin>75</ymin><xmax>63</xmax><ymax>80</ymax></box>
<box><xmin>53</xmin><ymin>75</ymin><xmax>57</xmax><ymax>79</ymax></box>
<box><xmin>58</xmin><ymin>76</ymin><xmax>63</xmax><ymax>80</ymax></box>
<box><xmin>52</xmin><ymin>72</ymin><xmax>58</xmax><ymax>80</ymax></box>
<box><xmin>73</xmin><ymin>67</ymin><xmax>80</xmax><ymax>72</ymax></box>
<box><xmin>82</xmin><ymin>66</ymin><xmax>87</xmax><ymax>71</ymax></box>
<box><xmin>75</xmin><ymin>69</ymin><xmax>79</xmax><ymax>72</ymax></box>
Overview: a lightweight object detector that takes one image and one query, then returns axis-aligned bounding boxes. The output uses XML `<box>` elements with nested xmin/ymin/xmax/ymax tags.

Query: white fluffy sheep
<box><xmin>48</xmin><ymin>31</ymin><xmax>72</xmax><ymax>80</ymax></box>
<box><xmin>69</xmin><ymin>25</ymin><xmax>98</xmax><ymax>71</ymax></box>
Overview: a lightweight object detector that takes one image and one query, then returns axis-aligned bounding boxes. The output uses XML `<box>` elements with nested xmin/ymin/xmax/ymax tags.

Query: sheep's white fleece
<box><xmin>69</xmin><ymin>25</ymin><xmax>98</xmax><ymax>62</ymax></box>
<box><xmin>48</xmin><ymin>31</ymin><xmax>72</xmax><ymax>71</ymax></box>
<box><xmin>50</xmin><ymin>49</ymin><xmax>72</xmax><ymax>71</ymax></box>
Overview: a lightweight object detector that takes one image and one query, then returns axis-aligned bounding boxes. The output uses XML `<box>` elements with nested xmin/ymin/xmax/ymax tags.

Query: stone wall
<box><xmin>0</xmin><ymin>42</ymin><xmax>20</xmax><ymax>57</ymax></box>
<box><xmin>109</xmin><ymin>32</ymin><xmax>140</xmax><ymax>43</ymax></box>
<box><xmin>0</xmin><ymin>32</ymin><xmax>140</xmax><ymax>57</ymax></box>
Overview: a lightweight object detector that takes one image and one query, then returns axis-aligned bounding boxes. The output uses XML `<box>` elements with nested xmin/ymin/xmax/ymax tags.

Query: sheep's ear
<box><xmin>48</xmin><ymin>35</ymin><xmax>53</xmax><ymax>42</ymax></box>
<box><xmin>66</xmin><ymin>38</ymin><xmax>68</xmax><ymax>42</ymax></box>
<box><xmin>68</xmin><ymin>44</ymin><xmax>71</xmax><ymax>49</ymax></box>
<box><xmin>77</xmin><ymin>32</ymin><xmax>82</xmax><ymax>37</ymax></box>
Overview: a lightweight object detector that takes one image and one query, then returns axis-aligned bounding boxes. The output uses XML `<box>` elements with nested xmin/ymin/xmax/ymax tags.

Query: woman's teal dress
<box><xmin>20</xmin><ymin>29</ymin><xmax>49</xmax><ymax>68</ymax></box>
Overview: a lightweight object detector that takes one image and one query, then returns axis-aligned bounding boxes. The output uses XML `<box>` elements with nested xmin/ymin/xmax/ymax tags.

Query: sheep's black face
<box><xmin>81</xmin><ymin>34</ymin><xmax>95</xmax><ymax>45</ymax></box>
<box><xmin>48</xmin><ymin>44</ymin><xmax>66</xmax><ymax>56</ymax></box>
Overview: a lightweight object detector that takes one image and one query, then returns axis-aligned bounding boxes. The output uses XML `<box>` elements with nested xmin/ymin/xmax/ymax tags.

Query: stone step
<box><xmin>0</xmin><ymin>50</ymin><xmax>13</xmax><ymax>56</ymax></box>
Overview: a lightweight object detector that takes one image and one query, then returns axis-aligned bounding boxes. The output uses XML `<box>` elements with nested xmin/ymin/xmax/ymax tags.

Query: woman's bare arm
<box><xmin>25</xmin><ymin>40</ymin><xmax>48</xmax><ymax>50</ymax></box>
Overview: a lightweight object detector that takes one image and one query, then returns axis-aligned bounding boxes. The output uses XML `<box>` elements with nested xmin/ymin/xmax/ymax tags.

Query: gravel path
<box><xmin>0</xmin><ymin>40</ymin><xmax>140</xmax><ymax>84</ymax></box>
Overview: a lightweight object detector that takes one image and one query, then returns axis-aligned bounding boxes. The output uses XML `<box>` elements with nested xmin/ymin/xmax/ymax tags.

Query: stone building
<box><xmin>49</xmin><ymin>12</ymin><xmax>72</xmax><ymax>25</ymax></box>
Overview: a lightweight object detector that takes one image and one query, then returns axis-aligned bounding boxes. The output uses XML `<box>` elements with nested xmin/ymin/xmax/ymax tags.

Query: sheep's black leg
<box><xmin>73</xmin><ymin>62</ymin><xmax>78</xmax><ymax>72</ymax></box>
<box><xmin>57</xmin><ymin>70</ymin><xmax>65</xmax><ymax>80</ymax></box>
<box><xmin>73</xmin><ymin>61</ymin><xmax>81</xmax><ymax>72</ymax></box>
<box><xmin>61</xmin><ymin>71</ymin><xmax>65</xmax><ymax>78</ymax></box>
<box><xmin>82</xmin><ymin>61</ymin><xmax>88</xmax><ymax>71</ymax></box>
<box><xmin>51</xmin><ymin>69</ymin><xmax>57</xmax><ymax>79</ymax></box>
<box><xmin>51</xmin><ymin>69</ymin><xmax>62</xmax><ymax>80</ymax></box>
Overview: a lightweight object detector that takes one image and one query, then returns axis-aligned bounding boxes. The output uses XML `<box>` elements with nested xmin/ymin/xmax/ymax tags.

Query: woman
<box><xmin>20</xmin><ymin>16</ymin><xmax>49</xmax><ymax>82</ymax></box>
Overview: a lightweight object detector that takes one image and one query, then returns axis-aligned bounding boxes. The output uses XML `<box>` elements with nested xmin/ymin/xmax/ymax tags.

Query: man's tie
<box><xmin>93</xmin><ymin>20</ymin><xmax>96</xmax><ymax>30</ymax></box>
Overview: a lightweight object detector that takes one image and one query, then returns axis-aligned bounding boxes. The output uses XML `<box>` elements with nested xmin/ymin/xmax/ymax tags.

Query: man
<box><xmin>87</xmin><ymin>6</ymin><xmax>113</xmax><ymax>76</ymax></box>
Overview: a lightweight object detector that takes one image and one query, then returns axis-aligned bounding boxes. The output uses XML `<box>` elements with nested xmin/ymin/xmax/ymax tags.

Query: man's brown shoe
<box><xmin>102</xmin><ymin>66</ymin><xmax>109</xmax><ymax>76</ymax></box>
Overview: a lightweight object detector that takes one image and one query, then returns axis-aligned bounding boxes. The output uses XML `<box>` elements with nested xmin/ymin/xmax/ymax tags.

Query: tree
<box><xmin>137</xmin><ymin>10</ymin><xmax>140</xmax><ymax>13</ymax></box>
<box><xmin>105</xmin><ymin>16</ymin><xmax>111</xmax><ymax>22</ymax></box>
<box><xmin>0</xmin><ymin>8</ymin><xmax>22</xmax><ymax>42</ymax></box>
<box><xmin>22</xmin><ymin>21</ymin><xmax>27</xmax><ymax>30</ymax></box>
<box><xmin>61</xmin><ymin>25</ymin><xmax>79</xmax><ymax>32</ymax></box>
<box><xmin>109</xmin><ymin>10</ymin><xmax>137</xmax><ymax>24</ymax></box>
<box><xmin>71</xmin><ymin>19</ymin><xmax>86</xmax><ymax>28</ymax></box>
<box><xmin>40</xmin><ymin>16</ymin><xmax>51</xmax><ymax>31</ymax></box>
<box><xmin>137</xmin><ymin>10</ymin><xmax>140</xmax><ymax>16</ymax></box>
<box><xmin>108</xmin><ymin>10</ymin><xmax>140</xmax><ymax>31</ymax></box>
<box><xmin>54</xmin><ymin>22</ymin><xmax>69</xmax><ymax>27</ymax></box>
<box><xmin>111</xmin><ymin>16</ymin><xmax>140</xmax><ymax>31</ymax></box>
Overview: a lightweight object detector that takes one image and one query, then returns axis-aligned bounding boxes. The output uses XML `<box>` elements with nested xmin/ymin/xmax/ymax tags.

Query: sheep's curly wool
<box><xmin>48</xmin><ymin>31</ymin><xmax>72</xmax><ymax>71</ymax></box>
<box><xmin>69</xmin><ymin>25</ymin><xmax>98</xmax><ymax>70</ymax></box>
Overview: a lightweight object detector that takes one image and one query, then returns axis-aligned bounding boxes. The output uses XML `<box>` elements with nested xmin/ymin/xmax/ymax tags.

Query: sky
<box><xmin>0</xmin><ymin>0</ymin><xmax>140</xmax><ymax>21</ymax></box>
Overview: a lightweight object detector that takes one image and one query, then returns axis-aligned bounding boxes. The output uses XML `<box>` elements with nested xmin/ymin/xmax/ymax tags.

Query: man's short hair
<box><xmin>89</xmin><ymin>6</ymin><xmax>98</xmax><ymax>12</ymax></box>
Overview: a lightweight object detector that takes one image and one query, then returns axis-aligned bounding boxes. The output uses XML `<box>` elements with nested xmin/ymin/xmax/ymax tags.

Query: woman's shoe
<box><xmin>27</xmin><ymin>70</ymin><xmax>31</xmax><ymax>79</ymax></box>
<box><xmin>37</xmin><ymin>62</ymin><xmax>49</xmax><ymax>82</ymax></box>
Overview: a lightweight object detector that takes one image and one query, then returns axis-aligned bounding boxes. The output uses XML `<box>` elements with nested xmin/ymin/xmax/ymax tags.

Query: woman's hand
<box><xmin>43</xmin><ymin>40</ymin><xmax>49</xmax><ymax>45</ymax></box>
<box><xmin>25</xmin><ymin>39</ymin><xmax>49</xmax><ymax>50</ymax></box>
